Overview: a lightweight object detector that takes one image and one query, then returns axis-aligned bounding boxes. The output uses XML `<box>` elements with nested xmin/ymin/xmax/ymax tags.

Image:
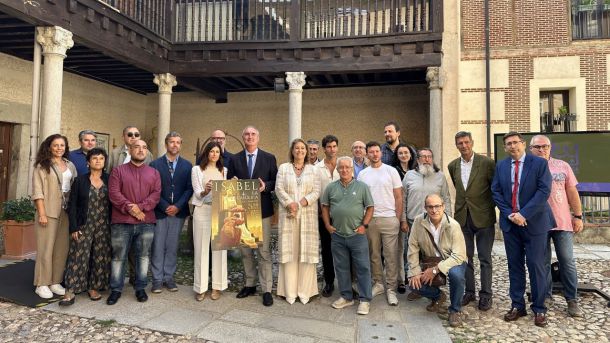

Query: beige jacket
<box><xmin>31</xmin><ymin>160</ymin><xmax>77</xmax><ymax>219</ymax></box>
<box><xmin>407</xmin><ymin>212</ymin><xmax>467</xmax><ymax>277</ymax></box>
<box><xmin>107</xmin><ymin>145</ymin><xmax>153</xmax><ymax>172</ymax></box>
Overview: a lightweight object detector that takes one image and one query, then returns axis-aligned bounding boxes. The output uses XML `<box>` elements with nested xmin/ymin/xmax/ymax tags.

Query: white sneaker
<box><xmin>387</xmin><ymin>290</ymin><xmax>399</xmax><ymax>306</ymax></box>
<box><xmin>35</xmin><ymin>286</ymin><xmax>53</xmax><ymax>299</ymax></box>
<box><xmin>49</xmin><ymin>284</ymin><xmax>66</xmax><ymax>296</ymax></box>
<box><xmin>357</xmin><ymin>301</ymin><xmax>370</xmax><ymax>315</ymax></box>
<box><xmin>332</xmin><ymin>297</ymin><xmax>355</xmax><ymax>309</ymax></box>
<box><xmin>372</xmin><ymin>283</ymin><xmax>385</xmax><ymax>297</ymax></box>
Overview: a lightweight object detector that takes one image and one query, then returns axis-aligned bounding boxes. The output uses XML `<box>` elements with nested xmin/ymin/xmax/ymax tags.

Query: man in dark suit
<box><xmin>491</xmin><ymin>131</ymin><xmax>555</xmax><ymax>327</ymax></box>
<box><xmin>149</xmin><ymin>132</ymin><xmax>193</xmax><ymax>293</ymax></box>
<box><xmin>228</xmin><ymin>126</ymin><xmax>278</xmax><ymax>306</ymax></box>
<box><xmin>447</xmin><ymin>131</ymin><xmax>496</xmax><ymax>311</ymax></box>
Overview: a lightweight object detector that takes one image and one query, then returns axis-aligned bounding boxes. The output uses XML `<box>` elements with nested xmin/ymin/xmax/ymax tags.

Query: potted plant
<box><xmin>1</xmin><ymin>196</ymin><xmax>37</xmax><ymax>259</ymax></box>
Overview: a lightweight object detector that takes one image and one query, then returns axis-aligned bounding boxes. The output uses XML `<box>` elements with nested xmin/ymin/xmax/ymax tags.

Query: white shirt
<box><xmin>191</xmin><ymin>166</ymin><xmax>227</xmax><ymax>206</ymax></box>
<box><xmin>316</xmin><ymin>158</ymin><xmax>339</xmax><ymax>195</ymax></box>
<box><xmin>428</xmin><ymin>217</ymin><xmax>442</xmax><ymax>257</ymax></box>
<box><xmin>460</xmin><ymin>153</ymin><xmax>474</xmax><ymax>190</ymax></box>
<box><xmin>122</xmin><ymin>145</ymin><xmax>131</xmax><ymax>164</ymax></box>
<box><xmin>357</xmin><ymin>163</ymin><xmax>402</xmax><ymax>217</ymax></box>
<box><xmin>61</xmin><ymin>169</ymin><xmax>73</xmax><ymax>193</ymax></box>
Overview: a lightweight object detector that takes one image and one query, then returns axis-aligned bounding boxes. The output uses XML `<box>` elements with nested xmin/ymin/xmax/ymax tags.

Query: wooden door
<box><xmin>0</xmin><ymin>123</ymin><xmax>13</xmax><ymax>204</ymax></box>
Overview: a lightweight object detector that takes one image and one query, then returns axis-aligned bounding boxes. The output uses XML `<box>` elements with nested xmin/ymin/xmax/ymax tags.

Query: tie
<box><xmin>247</xmin><ymin>154</ymin><xmax>254</xmax><ymax>179</ymax></box>
<box><xmin>167</xmin><ymin>159</ymin><xmax>175</xmax><ymax>179</ymax></box>
<box><xmin>511</xmin><ymin>160</ymin><xmax>520</xmax><ymax>213</ymax></box>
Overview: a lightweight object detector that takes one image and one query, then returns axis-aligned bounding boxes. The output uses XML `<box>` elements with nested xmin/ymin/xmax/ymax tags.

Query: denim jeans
<box><xmin>410</xmin><ymin>262</ymin><xmax>466</xmax><ymax>313</ymax></box>
<box><xmin>331</xmin><ymin>232</ymin><xmax>372</xmax><ymax>302</ymax></box>
<box><xmin>110</xmin><ymin>223</ymin><xmax>155</xmax><ymax>292</ymax></box>
<box><xmin>151</xmin><ymin>216</ymin><xmax>185</xmax><ymax>284</ymax></box>
<box><xmin>546</xmin><ymin>230</ymin><xmax>578</xmax><ymax>300</ymax></box>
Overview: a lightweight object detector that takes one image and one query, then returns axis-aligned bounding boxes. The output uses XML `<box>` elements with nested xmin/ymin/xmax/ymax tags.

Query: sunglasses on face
<box><xmin>127</xmin><ymin>132</ymin><xmax>141</xmax><ymax>138</ymax></box>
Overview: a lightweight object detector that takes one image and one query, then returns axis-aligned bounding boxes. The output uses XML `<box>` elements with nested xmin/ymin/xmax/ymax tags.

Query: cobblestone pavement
<box><xmin>0</xmin><ymin>301</ymin><xmax>209</xmax><ymax>343</ymax></box>
<box><xmin>445</xmin><ymin>256</ymin><xmax>610</xmax><ymax>343</ymax></box>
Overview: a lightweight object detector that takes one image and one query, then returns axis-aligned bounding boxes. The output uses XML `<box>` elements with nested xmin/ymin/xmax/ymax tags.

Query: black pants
<box><xmin>318</xmin><ymin>217</ymin><xmax>335</xmax><ymax>285</ymax></box>
<box><xmin>462</xmin><ymin>211</ymin><xmax>495</xmax><ymax>299</ymax></box>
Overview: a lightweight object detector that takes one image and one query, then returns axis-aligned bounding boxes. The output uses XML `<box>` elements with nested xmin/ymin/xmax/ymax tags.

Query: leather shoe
<box><xmin>534</xmin><ymin>313</ymin><xmax>548</xmax><ymax>327</ymax></box>
<box><xmin>106</xmin><ymin>291</ymin><xmax>121</xmax><ymax>305</ymax></box>
<box><xmin>322</xmin><ymin>283</ymin><xmax>334</xmax><ymax>297</ymax></box>
<box><xmin>461</xmin><ymin>292</ymin><xmax>476</xmax><ymax>306</ymax></box>
<box><xmin>503</xmin><ymin>307</ymin><xmax>527</xmax><ymax>322</ymax></box>
<box><xmin>478</xmin><ymin>297</ymin><xmax>493</xmax><ymax>311</ymax></box>
<box><xmin>397</xmin><ymin>283</ymin><xmax>406</xmax><ymax>294</ymax></box>
<box><xmin>262</xmin><ymin>292</ymin><xmax>274</xmax><ymax>306</ymax></box>
<box><xmin>236</xmin><ymin>286</ymin><xmax>257</xmax><ymax>298</ymax></box>
<box><xmin>135</xmin><ymin>290</ymin><xmax>148</xmax><ymax>302</ymax></box>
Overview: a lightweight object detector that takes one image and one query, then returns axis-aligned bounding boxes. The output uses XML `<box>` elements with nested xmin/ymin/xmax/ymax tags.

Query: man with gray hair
<box><xmin>529</xmin><ymin>134</ymin><xmax>584</xmax><ymax>317</ymax></box>
<box><xmin>69</xmin><ymin>129</ymin><xmax>97</xmax><ymax>175</ymax></box>
<box><xmin>307</xmin><ymin>139</ymin><xmax>321</xmax><ymax>165</ymax></box>
<box><xmin>149</xmin><ymin>132</ymin><xmax>193</xmax><ymax>293</ymax></box>
<box><xmin>322</xmin><ymin>156</ymin><xmax>374</xmax><ymax>315</ymax></box>
<box><xmin>108</xmin><ymin>126</ymin><xmax>153</xmax><ymax>172</ymax></box>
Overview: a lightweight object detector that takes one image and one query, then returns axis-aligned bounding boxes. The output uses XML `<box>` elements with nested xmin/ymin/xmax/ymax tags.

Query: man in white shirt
<box><xmin>357</xmin><ymin>141</ymin><xmax>403</xmax><ymax>306</ymax></box>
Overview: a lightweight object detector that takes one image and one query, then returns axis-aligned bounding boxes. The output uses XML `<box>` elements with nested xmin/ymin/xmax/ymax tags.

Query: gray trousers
<box><xmin>151</xmin><ymin>216</ymin><xmax>185</xmax><ymax>283</ymax></box>
<box><xmin>241</xmin><ymin>217</ymin><xmax>273</xmax><ymax>292</ymax></box>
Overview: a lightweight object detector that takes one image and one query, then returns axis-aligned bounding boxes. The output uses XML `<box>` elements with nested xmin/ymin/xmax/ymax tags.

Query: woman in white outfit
<box><xmin>191</xmin><ymin>142</ymin><xmax>228</xmax><ymax>301</ymax></box>
<box><xmin>275</xmin><ymin>138</ymin><xmax>321</xmax><ymax>304</ymax></box>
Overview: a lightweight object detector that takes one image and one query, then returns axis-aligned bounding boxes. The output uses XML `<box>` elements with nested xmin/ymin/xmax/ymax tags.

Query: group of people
<box><xmin>30</xmin><ymin>121</ymin><xmax>584</xmax><ymax>329</ymax></box>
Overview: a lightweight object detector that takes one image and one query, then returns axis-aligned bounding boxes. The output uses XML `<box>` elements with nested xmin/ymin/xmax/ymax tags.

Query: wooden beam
<box><xmin>178</xmin><ymin>77</ymin><xmax>228</xmax><ymax>103</ymax></box>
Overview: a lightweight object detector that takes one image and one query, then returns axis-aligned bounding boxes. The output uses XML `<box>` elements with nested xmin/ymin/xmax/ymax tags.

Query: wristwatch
<box><xmin>362</xmin><ymin>223</ymin><xmax>369</xmax><ymax>229</ymax></box>
<box><xmin>432</xmin><ymin>267</ymin><xmax>438</xmax><ymax>275</ymax></box>
<box><xmin>573</xmin><ymin>215</ymin><xmax>583</xmax><ymax>220</ymax></box>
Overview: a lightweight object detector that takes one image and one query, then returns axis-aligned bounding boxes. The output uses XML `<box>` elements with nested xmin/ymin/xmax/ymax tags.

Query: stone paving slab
<box><xmin>197</xmin><ymin>321</ymin><xmax>317</xmax><ymax>343</ymax></box>
<box><xmin>139</xmin><ymin>308</ymin><xmax>214</xmax><ymax>335</ymax></box>
<box><xmin>357</xmin><ymin>319</ymin><xmax>409</xmax><ymax>343</ymax></box>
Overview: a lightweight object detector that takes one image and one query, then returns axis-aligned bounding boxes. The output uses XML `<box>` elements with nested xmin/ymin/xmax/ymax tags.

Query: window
<box><xmin>572</xmin><ymin>0</ymin><xmax>610</xmax><ymax>39</ymax></box>
<box><xmin>539</xmin><ymin>91</ymin><xmax>577</xmax><ymax>132</ymax></box>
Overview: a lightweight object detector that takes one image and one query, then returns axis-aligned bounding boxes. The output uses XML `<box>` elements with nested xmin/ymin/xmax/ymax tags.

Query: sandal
<box><xmin>59</xmin><ymin>292</ymin><xmax>75</xmax><ymax>306</ymax></box>
<box><xmin>88</xmin><ymin>290</ymin><xmax>102</xmax><ymax>301</ymax></box>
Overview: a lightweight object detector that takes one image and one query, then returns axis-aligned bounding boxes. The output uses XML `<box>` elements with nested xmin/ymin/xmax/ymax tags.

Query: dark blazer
<box><xmin>228</xmin><ymin>148</ymin><xmax>278</xmax><ymax>218</ymax></box>
<box><xmin>447</xmin><ymin>153</ymin><xmax>496</xmax><ymax>228</ymax></box>
<box><xmin>150</xmin><ymin>156</ymin><xmax>194</xmax><ymax>219</ymax></box>
<box><xmin>491</xmin><ymin>153</ymin><xmax>556</xmax><ymax>235</ymax></box>
<box><xmin>67</xmin><ymin>172</ymin><xmax>111</xmax><ymax>234</ymax></box>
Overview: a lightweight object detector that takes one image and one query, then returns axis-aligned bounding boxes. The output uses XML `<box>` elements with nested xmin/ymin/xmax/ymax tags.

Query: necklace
<box><xmin>293</xmin><ymin>163</ymin><xmax>304</xmax><ymax>171</ymax></box>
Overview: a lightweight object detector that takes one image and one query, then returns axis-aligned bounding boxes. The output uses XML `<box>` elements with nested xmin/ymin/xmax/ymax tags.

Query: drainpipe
<box><xmin>28</xmin><ymin>38</ymin><xmax>42</xmax><ymax>194</ymax></box>
<box><xmin>485</xmin><ymin>0</ymin><xmax>491</xmax><ymax>156</ymax></box>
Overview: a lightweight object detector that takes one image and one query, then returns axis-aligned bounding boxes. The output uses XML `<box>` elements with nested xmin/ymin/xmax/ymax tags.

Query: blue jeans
<box><xmin>546</xmin><ymin>230</ymin><xmax>578</xmax><ymax>300</ymax></box>
<box><xmin>110</xmin><ymin>223</ymin><xmax>155</xmax><ymax>292</ymax></box>
<box><xmin>331</xmin><ymin>232</ymin><xmax>373</xmax><ymax>302</ymax></box>
<box><xmin>410</xmin><ymin>263</ymin><xmax>466</xmax><ymax>313</ymax></box>
<box><xmin>151</xmin><ymin>216</ymin><xmax>185</xmax><ymax>284</ymax></box>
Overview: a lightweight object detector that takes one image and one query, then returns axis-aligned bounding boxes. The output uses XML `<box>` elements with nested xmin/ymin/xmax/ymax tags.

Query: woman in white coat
<box><xmin>191</xmin><ymin>142</ymin><xmax>228</xmax><ymax>301</ymax></box>
<box><xmin>275</xmin><ymin>138</ymin><xmax>321</xmax><ymax>304</ymax></box>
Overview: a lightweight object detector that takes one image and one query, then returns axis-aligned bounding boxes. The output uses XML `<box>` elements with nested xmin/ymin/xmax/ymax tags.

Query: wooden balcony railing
<box><xmin>97</xmin><ymin>0</ymin><xmax>440</xmax><ymax>42</ymax></box>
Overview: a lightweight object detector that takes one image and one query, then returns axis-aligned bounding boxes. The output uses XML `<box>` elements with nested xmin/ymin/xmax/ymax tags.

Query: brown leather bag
<box><xmin>420</xmin><ymin>229</ymin><xmax>447</xmax><ymax>287</ymax></box>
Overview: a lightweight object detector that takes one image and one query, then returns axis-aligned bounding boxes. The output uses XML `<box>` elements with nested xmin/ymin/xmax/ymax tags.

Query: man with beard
<box><xmin>107</xmin><ymin>139</ymin><xmax>161</xmax><ymax>305</ymax></box>
<box><xmin>381</xmin><ymin>121</ymin><xmax>402</xmax><ymax>165</ymax></box>
<box><xmin>358</xmin><ymin>141</ymin><xmax>403</xmax><ymax>306</ymax></box>
<box><xmin>69</xmin><ymin>129</ymin><xmax>97</xmax><ymax>175</ymax></box>
<box><xmin>402</xmin><ymin>148</ymin><xmax>452</xmax><ymax>301</ymax></box>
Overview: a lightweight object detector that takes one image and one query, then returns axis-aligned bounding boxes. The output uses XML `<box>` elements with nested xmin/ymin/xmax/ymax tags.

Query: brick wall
<box><xmin>461</xmin><ymin>0</ymin><xmax>610</xmax><ymax>132</ymax></box>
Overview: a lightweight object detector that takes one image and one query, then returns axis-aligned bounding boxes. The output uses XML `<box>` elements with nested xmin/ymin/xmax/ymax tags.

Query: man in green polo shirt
<box><xmin>321</xmin><ymin>156</ymin><xmax>374</xmax><ymax>315</ymax></box>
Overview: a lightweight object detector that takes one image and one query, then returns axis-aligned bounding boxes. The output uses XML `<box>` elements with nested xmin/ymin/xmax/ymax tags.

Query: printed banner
<box><xmin>211</xmin><ymin>179</ymin><xmax>263</xmax><ymax>251</ymax></box>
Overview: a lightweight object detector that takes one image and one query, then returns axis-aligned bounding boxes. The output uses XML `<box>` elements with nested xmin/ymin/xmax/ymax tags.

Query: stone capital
<box><xmin>36</xmin><ymin>26</ymin><xmax>74</xmax><ymax>58</ymax></box>
<box><xmin>285</xmin><ymin>72</ymin><xmax>306</xmax><ymax>91</ymax></box>
<box><xmin>426</xmin><ymin>66</ymin><xmax>444</xmax><ymax>90</ymax></box>
<box><xmin>154</xmin><ymin>73</ymin><xmax>177</xmax><ymax>94</ymax></box>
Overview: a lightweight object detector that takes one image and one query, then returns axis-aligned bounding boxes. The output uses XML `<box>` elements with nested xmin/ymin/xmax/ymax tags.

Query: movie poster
<box><xmin>211</xmin><ymin>179</ymin><xmax>263</xmax><ymax>251</ymax></box>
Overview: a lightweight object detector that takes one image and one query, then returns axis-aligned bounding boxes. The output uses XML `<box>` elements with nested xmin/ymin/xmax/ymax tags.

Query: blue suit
<box><xmin>491</xmin><ymin>153</ymin><xmax>555</xmax><ymax>314</ymax></box>
<box><xmin>149</xmin><ymin>155</ymin><xmax>193</xmax><ymax>286</ymax></box>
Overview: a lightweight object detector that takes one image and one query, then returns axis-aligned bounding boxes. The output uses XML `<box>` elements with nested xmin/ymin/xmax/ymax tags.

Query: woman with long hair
<box><xmin>191</xmin><ymin>142</ymin><xmax>228</xmax><ymax>301</ymax></box>
<box><xmin>31</xmin><ymin>134</ymin><xmax>77</xmax><ymax>299</ymax></box>
<box><xmin>275</xmin><ymin>138</ymin><xmax>321</xmax><ymax>304</ymax></box>
<box><xmin>60</xmin><ymin>148</ymin><xmax>111</xmax><ymax>305</ymax></box>
<box><xmin>391</xmin><ymin>143</ymin><xmax>418</xmax><ymax>295</ymax></box>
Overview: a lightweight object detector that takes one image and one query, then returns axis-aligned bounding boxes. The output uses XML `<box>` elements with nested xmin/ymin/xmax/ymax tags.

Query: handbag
<box><xmin>420</xmin><ymin>228</ymin><xmax>447</xmax><ymax>287</ymax></box>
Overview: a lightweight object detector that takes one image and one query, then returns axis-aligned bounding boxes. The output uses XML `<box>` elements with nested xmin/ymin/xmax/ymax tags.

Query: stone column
<box><xmin>285</xmin><ymin>72</ymin><xmax>306</xmax><ymax>145</ymax></box>
<box><xmin>154</xmin><ymin>73</ymin><xmax>177</xmax><ymax>157</ymax></box>
<box><xmin>426</xmin><ymin>66</ymin><xmax>444</xmax><ymax>166</ymax></box>
<box><xmin>36</xmin><ymin>26</ymin><xmax>74</xmax><ymax>139</ymax></box>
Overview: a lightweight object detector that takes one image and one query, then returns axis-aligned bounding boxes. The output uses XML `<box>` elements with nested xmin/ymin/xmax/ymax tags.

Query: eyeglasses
<box><xmin>504</xmin><ymin>140</ymin><xmax>523</xmax><ymax>147</ymax></box>
<box><xmin>530</xmin><ymin>144</ymin><xmax>550</xmax><ymax>150</ymax></box>
<box><xmin>419</xmin><ymin>155</ymin><xmax>433</xmax><ymax>159</ymax></box>
<box><xmin>126</xmin><ymin>132</ymin><xmax>141</xmax><ymax>138</ymax></box>
<box><xmin>425</xmin><ymin>204</ymin><xmax>444</xmax><ymax>211</ymax></box>
<box><xmin>211</xmin><ymin>137</ymin><xmax>226</xmax><ymax>141</ymax></box>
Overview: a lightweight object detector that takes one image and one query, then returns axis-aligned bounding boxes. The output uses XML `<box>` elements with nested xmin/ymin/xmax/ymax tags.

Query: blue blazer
<box><xmin>491</xmin><ymin>154</ymin><xmax>556</xmax><ymax>235</ymax></box>
<box><xmin>150</xmin><ymin>156</ymin><xmax>194</xmax><ymax>219</ymax></box>
<box><xmin>227</xmin><ymin>148</ymin><xmax>277</xmax><ymax>219</ymax></box>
